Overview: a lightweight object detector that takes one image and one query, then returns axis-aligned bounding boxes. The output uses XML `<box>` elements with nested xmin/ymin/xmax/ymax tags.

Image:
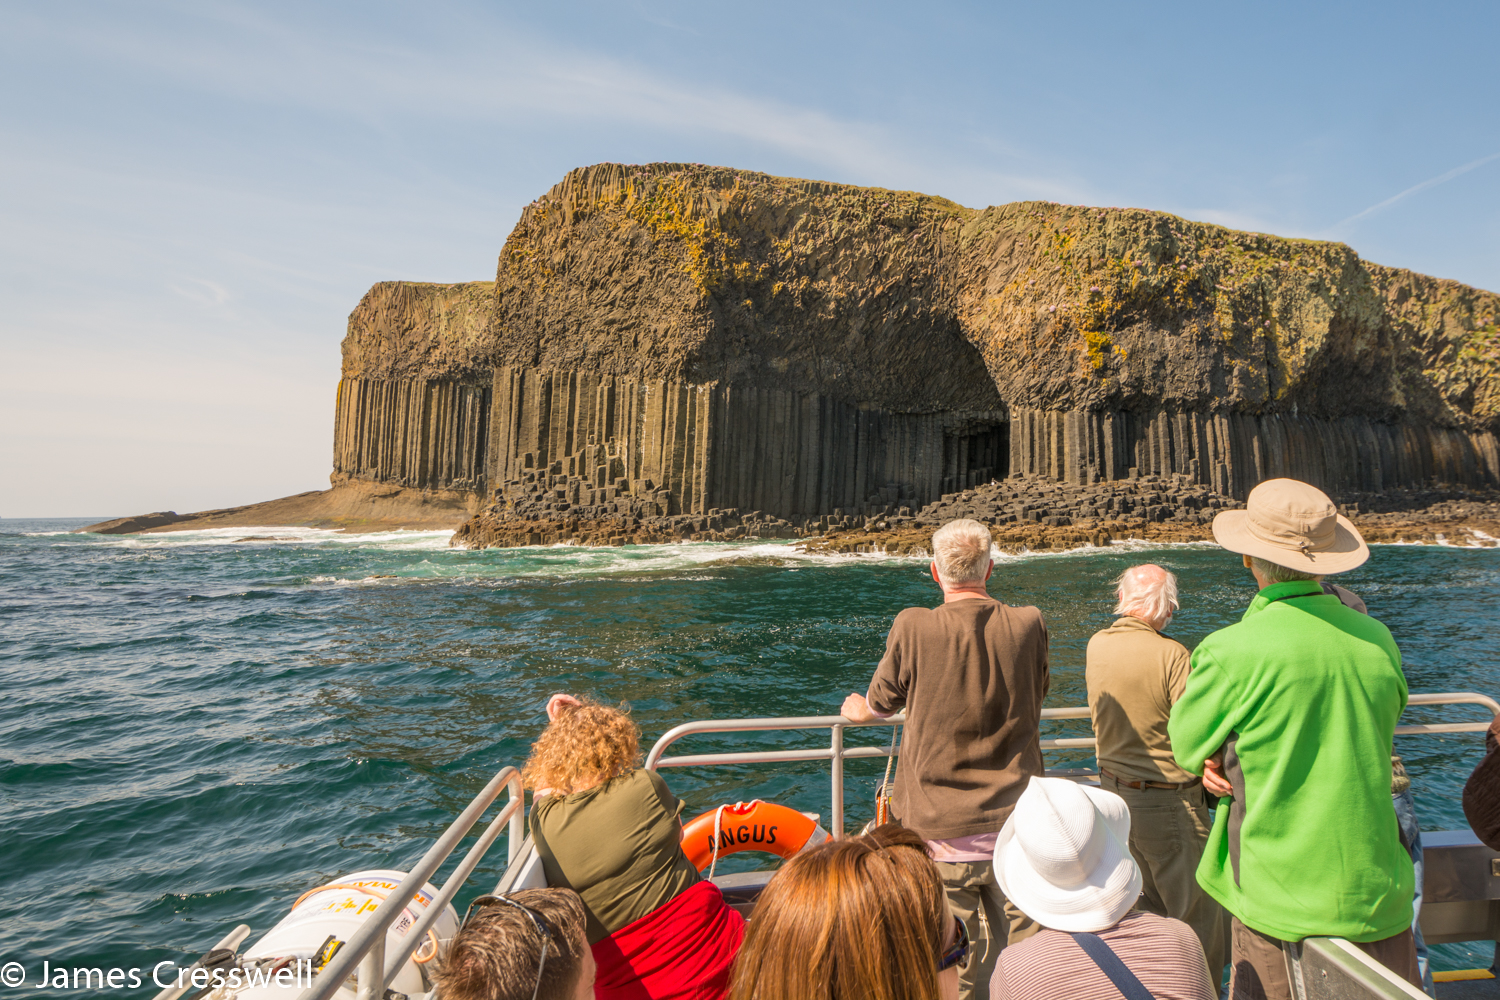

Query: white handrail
<box><xmin>295</xmin><ymin>766</ymin><xmax>525</xmax><ymax>1000</ymax></box>
<box><xmin>644</xmin><ymin>693</ymin><xmax>1496</xmax><ymax>838</ymax></box>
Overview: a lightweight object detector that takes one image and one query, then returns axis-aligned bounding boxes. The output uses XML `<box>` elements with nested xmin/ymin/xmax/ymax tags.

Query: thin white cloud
<box><xmin>1326</xmin><ymin>151</ymin><xmax>1500</xmax><ymax>233</ymax></box>
<box><xmin>169</xmin><ymin>278</ymin><xmax>232</xmax><ymax>306</ymax></box>
<box><xmin>2</xmin><ymin>0</ymin><xmax>1077</xmax><ymax>207</ymax></box>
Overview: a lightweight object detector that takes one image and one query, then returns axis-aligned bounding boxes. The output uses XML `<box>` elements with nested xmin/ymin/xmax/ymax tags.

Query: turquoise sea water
<box><xmin>1</xmin><ymin>518</ymin><xmax>1496</xmax><ymax>995</ymax></box>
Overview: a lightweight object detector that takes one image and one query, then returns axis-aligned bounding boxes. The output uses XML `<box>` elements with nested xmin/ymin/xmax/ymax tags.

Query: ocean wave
<box><xmin>68</xmin><ymin>526</ymin><xmax>458</xmax><ymax>550</ymax></box>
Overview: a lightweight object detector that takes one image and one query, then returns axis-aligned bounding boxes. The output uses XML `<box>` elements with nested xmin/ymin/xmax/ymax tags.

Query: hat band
<box><xmin>1246</xmin><ymin>510</ymin><xmax>1337</xmax><ymax>556</ymax></box>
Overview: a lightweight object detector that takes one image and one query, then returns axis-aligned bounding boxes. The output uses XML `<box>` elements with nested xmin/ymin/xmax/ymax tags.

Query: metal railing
<box><xmin>644</xmin><ymin>693</ymin><xmax>1498</xmax><ymax>838</ymax></box>
<box><xmin>289</xmin><ymin>765</ymin><xmax>526</xmax><ymax>1000</ymax></box>
<box><xmin>175</xmin><ymin>690</ymin><xmax>1493</xmax><ymax>1000</ymax></box>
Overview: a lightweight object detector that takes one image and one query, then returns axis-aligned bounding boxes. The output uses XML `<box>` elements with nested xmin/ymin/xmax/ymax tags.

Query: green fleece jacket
<box><xmin>1168</xmin><ymin>580</ymin><xmax>1413</xmax><ymax>943</ymax></box>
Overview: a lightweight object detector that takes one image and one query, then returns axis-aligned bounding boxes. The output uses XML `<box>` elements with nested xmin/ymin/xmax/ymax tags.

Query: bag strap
<box><xmin>1068</xmin><ymin>932</ymin><xmax>1156</xmax><ymax>1000</ymax></box>
<box><xmin>875</xmin><ymin>720</ymin><xmax>902</xmax><ymax>825</ymax></box>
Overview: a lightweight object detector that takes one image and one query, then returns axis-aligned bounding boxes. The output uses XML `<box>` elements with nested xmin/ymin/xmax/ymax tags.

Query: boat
<box><xmin>151</xmin><ymin>693</ymin><xmax>1500</xmax><ymax>1000</ymax></box>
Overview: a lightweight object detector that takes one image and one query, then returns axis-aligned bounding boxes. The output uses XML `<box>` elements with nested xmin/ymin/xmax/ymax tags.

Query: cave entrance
<box><xmin>942</xmin><ymin>420</ymin><xmax>1008</xmax><ymax>494</ymax></box>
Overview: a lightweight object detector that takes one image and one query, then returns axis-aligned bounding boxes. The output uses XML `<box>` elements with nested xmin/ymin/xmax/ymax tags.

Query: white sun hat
<box><xmin>993</xmin><ymin>777</ymin><xmax>1142</xmax><ymax>933</ymax></box>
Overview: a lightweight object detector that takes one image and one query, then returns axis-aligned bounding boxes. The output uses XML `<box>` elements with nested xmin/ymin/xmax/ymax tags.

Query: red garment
<box><xmin>591</xmin><ymin>880</ymin><xmax>744</xmax><ymax>1000</ymax></box>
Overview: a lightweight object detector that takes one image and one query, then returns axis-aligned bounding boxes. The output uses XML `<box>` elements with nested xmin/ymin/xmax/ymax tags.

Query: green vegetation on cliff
<box><xmin>465</xmin><ymin>163</ymin><xmax>1500</xmax><ymax>432</ymax></box>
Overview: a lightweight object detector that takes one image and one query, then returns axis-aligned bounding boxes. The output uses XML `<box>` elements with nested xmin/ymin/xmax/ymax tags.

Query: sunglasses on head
<box><xmin>463</xmin><ymin>894</ymin><xmax>552</xmax><ymax>1000</ymax></box>
<box><xmin>938</xmin><ymin>915</ymin><xmax>970</xmax><ymax>972</ymax></box>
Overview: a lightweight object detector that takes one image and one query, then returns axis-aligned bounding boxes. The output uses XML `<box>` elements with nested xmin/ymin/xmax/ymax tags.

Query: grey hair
<box><xmin>1250</xmin><ymin>556</ymin><xmax>1322</xmax><ymax>584</ymax></box>
<box><xmin>931</xmin><ymin>519</ymin><xmax>994</xmax><ymax>586</ymax></box>
<box><xmin>1113</xmin><ymin>564</ymin><xmax>1180</xmax><ymax>621</ymax></box>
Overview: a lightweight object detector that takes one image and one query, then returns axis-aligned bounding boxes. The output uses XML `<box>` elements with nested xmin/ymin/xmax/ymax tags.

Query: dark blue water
<box><xmin>1</xmin><ymin>519</ymin><xmax>1495</xmax><ymax>993</ymax></box>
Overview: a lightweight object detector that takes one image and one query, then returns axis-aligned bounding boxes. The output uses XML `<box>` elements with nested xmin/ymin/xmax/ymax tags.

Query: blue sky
<box><xmin>3</xmin><ymin>0</ymin><xmax>1497</xmax><ymax>517</ymax></box>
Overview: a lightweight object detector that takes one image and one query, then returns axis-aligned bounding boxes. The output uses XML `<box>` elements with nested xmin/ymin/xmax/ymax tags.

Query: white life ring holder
<box><xmin>289</xmin><ymin>883</ymin><xmax>441</xmax><ymax>964</ymax></box>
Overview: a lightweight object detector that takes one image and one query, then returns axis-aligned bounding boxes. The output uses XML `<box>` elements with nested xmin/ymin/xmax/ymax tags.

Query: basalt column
<box><xmin>485</xmin><ymin>366</ymin><xmax>1010</xmax><ymax>517</ymax></box>
<box><xmin>706</xmin><ymin>386</ymin><xmax>1006</xmax><ymax>516</ymax></box>
<box><xmin>487</xmin><ymin>367</ymin><xmax>715</xmax><ymax>516</ymax></box>
<box><xmin>332</xmin><ymin>377</ymin><xmax>491</xmax><ymax>491</ymax></box>
<box><xmin>1006</xmin><ymin>406</ymin><xmax>1500</xmax><ymax>497</ymax></box>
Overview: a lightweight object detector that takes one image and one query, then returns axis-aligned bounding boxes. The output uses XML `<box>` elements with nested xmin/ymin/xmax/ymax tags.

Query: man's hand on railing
<box><xmin>841</xmin><ymin>692</ymin><xmax>878</xmax><ymax>723</ymax></box>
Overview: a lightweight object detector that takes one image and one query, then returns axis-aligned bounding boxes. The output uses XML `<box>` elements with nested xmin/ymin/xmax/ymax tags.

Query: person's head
<box><xmin>1245</xmin><ymin>554</ymin><xmax>1320</xmax><ymax>586</ymax></box>
<box><xmin>930</xmin><ymin>519</ymin><xmax>994</xmax><ymax>592</ymax></box>
<box><xmin>523</xmin><ymin>696</ymin><xmax>640</xmax><ymax>795</ymax></box>
<box><xmin>436</xmin><ymin>888</ymin><xmax>595</xmax><ymax>1000</ymax></box>
<box><xmin>993</xmin><ymin>778</ymin><xmax>1141</xmax><ymax>933</ymax></box>
<box><xmin>1210</xmin><ymin>478</ymin><xmax>1368</xmax><ymax>582</ymax></box>
<box><xmin>1112</xmin><ymin>564</ymin><xmax>1179</xmax><ymax>631</ymax></box>
<box><xmin>729</xmin><ymin>823</ymin><xmax>962</xmax><ymax>1000</ymax></box>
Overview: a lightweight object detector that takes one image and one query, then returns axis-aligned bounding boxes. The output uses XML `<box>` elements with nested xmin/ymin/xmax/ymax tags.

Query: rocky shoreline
<box><xmin>449</xmin><ymin>472</ymin><xmax>1500</xmax><ymax>555</ymax></box>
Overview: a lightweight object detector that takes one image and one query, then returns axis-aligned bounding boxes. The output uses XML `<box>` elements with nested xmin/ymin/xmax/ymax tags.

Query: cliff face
<box><xmin>953</xmin><ymin>204</ymin><xmax>1500</xmax><ymax>426</ymax></box>
<box><xmin>492</xmin><ymin>163</ymin><xmax>1002</xmax><ymax>411</ymax></box>
<box><xmin>332</xmin><ymin>162</ymin><xmax>1500</xmax><ymax>520</ymax></box>
<box><xmin>333</xmin><ymin>281</ymin><xmax>495</xmax><ymax>493</ymax></box>
<box><xmin>342</xmin><ymin>281</ymin><xmax>495</xmax><ymax>382</ymax></box>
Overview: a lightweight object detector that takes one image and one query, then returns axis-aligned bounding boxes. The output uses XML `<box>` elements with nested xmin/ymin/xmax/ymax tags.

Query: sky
<box><xmin>2</xmin><ymin>1</ymin><xmax>1497</xmax><ymax>517</ymax></box>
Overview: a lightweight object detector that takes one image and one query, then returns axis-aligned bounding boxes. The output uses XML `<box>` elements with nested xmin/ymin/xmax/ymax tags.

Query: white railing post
<box><xmin>355</xmin><ymin>937</ymin><xmax>383</xmax><ymax>1000</ymax></box>
<box><xmin>831</xmin><ymin>724</ymin><xmax>845</xmax><ymax>838</ymax></box>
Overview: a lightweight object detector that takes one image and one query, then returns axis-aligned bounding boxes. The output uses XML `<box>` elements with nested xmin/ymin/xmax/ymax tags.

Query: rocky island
<box><xmin>85</xmin><ymin>162</ymin><xmax>1500</xmax><ymax>552</ymax></box>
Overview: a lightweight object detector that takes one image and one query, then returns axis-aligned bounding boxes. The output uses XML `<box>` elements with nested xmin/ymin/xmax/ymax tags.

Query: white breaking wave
<box><xmin>70</xmin><ymin>526</ymin><xmax>458</xmax><ymax>550</ymax></box>
<box><xmin>48</xmin><ymin>525</ymin><xmax>1498</xmax><ymax>587</ymax></box>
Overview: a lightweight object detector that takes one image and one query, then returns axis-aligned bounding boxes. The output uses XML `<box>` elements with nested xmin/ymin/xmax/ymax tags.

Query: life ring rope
<box><xmin>708</xmin><ymin>804</ymin><xmax>729</xmax><ymax>881</ymax></box>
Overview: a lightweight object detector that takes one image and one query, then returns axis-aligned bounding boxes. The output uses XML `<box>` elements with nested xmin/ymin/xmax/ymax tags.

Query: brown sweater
<box><xmin>867</xmin><ymin>597</ymin><xmax>1049</xmax><ymax>839</ymax></box>
<box><xmin>1463</xmin><ymin>715</ymin><xmax>1500</xmax><ymax>851</ymax></box>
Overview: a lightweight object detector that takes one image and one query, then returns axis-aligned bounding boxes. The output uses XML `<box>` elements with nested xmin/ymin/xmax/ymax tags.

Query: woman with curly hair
<box><xmin>526</xmin><ymin>694</ymin><xmax>744</xmax><ymax>1000</ymax></box>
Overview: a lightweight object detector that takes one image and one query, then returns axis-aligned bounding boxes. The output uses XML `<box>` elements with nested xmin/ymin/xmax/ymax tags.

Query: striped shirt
<box><xmin>991</xmin><ymin>912</ymin><xmax>1214</xmax><ymax>1000</ymax></box>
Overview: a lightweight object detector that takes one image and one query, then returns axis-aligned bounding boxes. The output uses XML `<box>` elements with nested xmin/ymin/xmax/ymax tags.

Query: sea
<box><xmin>1</xmin><ymin>518</ymin><xmax>1496</xmax><ymax>995</ymax></box>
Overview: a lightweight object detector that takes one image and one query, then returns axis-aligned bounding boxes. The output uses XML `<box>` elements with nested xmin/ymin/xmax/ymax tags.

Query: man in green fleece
<box><xmin>1168</xmin><ymin>478</ymin><xmax>1419</xmax><ymax>1000</ymax></box>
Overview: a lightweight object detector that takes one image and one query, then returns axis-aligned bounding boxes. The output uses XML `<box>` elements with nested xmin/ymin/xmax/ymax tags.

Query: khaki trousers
<box><xmin>935</xmin><ymin>859</ymin><xmax>1039</xmax><ymax>1000</ymax></box>
<box><xmin>1102</xmin><ymin>775</ymin><xmax>1229</xmax><ymax>984</ymax></box>
<box><xmin>1229</xmin><ymin>917</ymin><xmax>1422</xmax><ymax>1000</ymax></box>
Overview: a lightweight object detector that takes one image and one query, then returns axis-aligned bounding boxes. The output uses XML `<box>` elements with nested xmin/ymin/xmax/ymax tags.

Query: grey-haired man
<box><xmin>1086</xmin><ymin>563</ymin><xmax>1227</xmax><ymax>982</ymax></box>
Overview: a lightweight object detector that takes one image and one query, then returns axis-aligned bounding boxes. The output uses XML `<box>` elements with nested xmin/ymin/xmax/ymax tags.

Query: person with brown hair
<box><xmin>526</xmin><ymin>693</ymin><xmax>744</xmax><ymax>1000</ymax></box>
<box><xmin>436</xmin><ymin>887</ymin><xmax>595</xmax><ymax>1000</ymax></box>
<box><xmin>728</xmin><ymin>823</ymin><xmax>965</xmax><ymax>1000</ymax></box>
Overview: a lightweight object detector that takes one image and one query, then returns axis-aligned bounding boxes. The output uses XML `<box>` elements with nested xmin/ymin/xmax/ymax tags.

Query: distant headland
<box><xmin>82</xmin><ymin>162</ymin><xmax>1500</xmax><ymax>550</ymax></box>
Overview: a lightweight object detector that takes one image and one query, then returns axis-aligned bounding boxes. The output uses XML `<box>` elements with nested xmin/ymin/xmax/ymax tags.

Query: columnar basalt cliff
<box><xmin>333</xmin><ymin>280</ymin><xmax>495</xmax><ymax>494</ymax></box>
<box><xmin>334</xmin><ymin>163</ymin><xmax>1498</xmax><ymax>534</ymax></box>
<box><xmin>84</xmin><ymin>162</ymin><xmax>1500</xmax><ymax>538</ymax></box>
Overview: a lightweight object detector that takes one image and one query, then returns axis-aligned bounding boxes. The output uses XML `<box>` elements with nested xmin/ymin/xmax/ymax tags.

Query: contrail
<box><xmin>1329</xmin><ymin>151</ymin><xmax>1500</xmax><ymax>232</ymax></box>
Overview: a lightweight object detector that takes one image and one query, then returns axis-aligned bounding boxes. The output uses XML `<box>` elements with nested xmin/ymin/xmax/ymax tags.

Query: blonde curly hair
<box><xmin>523</xmin><ymin>697</ymin><xmax>642</xmax><ymax>794</ymax></box>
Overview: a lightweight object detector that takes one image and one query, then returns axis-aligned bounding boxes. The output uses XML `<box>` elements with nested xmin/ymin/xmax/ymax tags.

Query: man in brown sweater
<box><xmin>843</xmin><ymin>518</ymin><xmax>1050</xmax><ymax>1000</ymax></box>
<box><xmin>1085</xmin><ymin>564</ymin><xmax>1227</xmax><ymax>982</ymax></box>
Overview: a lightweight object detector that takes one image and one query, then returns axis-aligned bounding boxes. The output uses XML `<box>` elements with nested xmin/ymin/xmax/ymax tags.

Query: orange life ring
<box><xmin>680</xmin><ymin>800</ymin><xmax>830</xmax><ymax>870</ymax></box>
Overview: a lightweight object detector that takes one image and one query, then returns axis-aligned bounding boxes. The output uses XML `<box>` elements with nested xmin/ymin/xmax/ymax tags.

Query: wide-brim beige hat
<box><xmin>1212</xmin><ymin>478</ymin><xmax>1369</xmax><ymax>575</ymax></box>
<box><xmin>993</xmin><ymin>778</ymin><xmax>1141</xmax><ymax>933</ymax></box>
